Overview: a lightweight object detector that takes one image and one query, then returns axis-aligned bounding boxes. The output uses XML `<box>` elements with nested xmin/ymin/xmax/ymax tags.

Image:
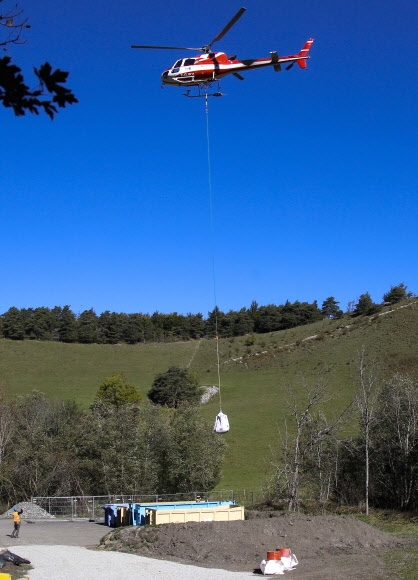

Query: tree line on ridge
<box><xmin>0</xmin><ymin>284</ymin><xmax>411</xmax><ymax>344</ymax></box>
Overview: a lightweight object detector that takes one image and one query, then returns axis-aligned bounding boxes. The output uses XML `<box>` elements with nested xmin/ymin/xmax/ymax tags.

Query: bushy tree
<box><xmin>383</xmin><ymin>283</ymin><xmax>409</xmax><ymax>304</ymax></box>
<box><xmin>321</xmin><ymin>296</ymin><xmax>343</xmax><ymax>319</ymax></box>
<box><xmin>1</xmin><ymin>391</ymin><xmax>83</xmax><ymax>500</ymax></box>
<box><xmin>95</xmin><ymin>373</ymin><xmax>141</xmax><ymax>408</ymax></box>
<box><xmin>153</xmin><ymin>405</ymin><xmax>225</xmax><ymax>493</ymax></box>
<box><xmin>0</xmin><ymin>392</ymin><xmax>224</xmax><ymax>502</ymax></box>
<box><xmin>77</xmin><ymin>308</ymin><xmax>98</xmax><ymax>344</ymax></box>
<box><xmin>58</xmin><ymin>305</ymin><xmax>78</xmax><ymax>342</ymax></box>
<box><xmin>148</xmin><ymin>366</ymin><xmax>200</xmax><ymax>408</ymax></box>
<box><xmin>255</xmin><ymin>304</ymin><xmax>282</xmax><ymax>333</ymax></box>
<box><xmin>76</xmin><ymin>401</ymin><xmax>153</xmax><ymax>495</ymax></box>
<box><xmin>1</xmin><ymin>307</ymin><xmax>25</xmax><ymax>339</ymax></box>
<box><xmin>354</xmin><ymin>293</ymin><xmax>380</xmax><ymax>316</ymax></box>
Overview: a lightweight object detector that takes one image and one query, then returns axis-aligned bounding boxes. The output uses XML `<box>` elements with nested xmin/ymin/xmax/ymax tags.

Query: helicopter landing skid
<box><xmin>182</xmin><ymin>83</ymin><xmax>225</xmax><ymax>98</ymax></box>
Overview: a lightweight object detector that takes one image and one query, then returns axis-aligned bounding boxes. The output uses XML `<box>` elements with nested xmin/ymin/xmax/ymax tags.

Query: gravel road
<box><xmin>0</xmin><ymin>519</ymin><xmax>255</xmax><ymax>579</ymax></box>
<box><xmin>14</xmin><ymin>545</ymin><xmax>256</xmax><ymax>580</ymax></box>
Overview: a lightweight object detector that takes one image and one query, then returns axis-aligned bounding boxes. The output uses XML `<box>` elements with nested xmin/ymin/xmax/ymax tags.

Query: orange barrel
<box><xmin>267</xmin><ymin>551</ymin><xmax>281</xmax><ymax>560</ymax></box>
<box><xmin>276</xmin><ymin>547</ymin><xmax>291</xmax><ymax>558</ymax></box>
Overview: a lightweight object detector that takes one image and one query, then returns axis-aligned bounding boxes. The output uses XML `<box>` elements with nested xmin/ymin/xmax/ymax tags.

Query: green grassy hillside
<box><xmin>1</xmin><ymin>299</ymin><xmax>417</xmax><ymax>493</ymax></box>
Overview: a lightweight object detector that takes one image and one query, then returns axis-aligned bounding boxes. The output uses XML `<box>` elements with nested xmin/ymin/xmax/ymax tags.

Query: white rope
<box><xmin>205</xmin><ymin>90</ymin><xmax>222</xmax><ymax>411</ymax></box>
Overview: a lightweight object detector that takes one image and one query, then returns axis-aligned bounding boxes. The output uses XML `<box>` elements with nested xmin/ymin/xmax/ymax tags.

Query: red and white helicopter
<box><xmin>131</xmin><ymin>7</ymin><xmax>314</xmax><ymax>97</ymax></box>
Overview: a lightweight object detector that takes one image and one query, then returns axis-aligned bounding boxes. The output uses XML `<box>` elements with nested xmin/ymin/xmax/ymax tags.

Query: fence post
<box><xmin>92</xmin><ymin>497</ymin><xmax>95</xmax><ymax>520</ymax></box>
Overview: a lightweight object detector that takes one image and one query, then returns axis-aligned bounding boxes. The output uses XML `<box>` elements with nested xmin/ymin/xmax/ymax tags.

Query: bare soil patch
<box><xmin>100</xmin><ymin>513</ymin><xmax>413</xmax><ymax>579</ymax></box>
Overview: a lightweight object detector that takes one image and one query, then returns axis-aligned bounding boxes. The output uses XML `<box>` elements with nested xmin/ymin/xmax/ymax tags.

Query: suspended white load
<box><xmin>214</xmin><ymin>411</ymin><xmax>230</xmax><ymax>433</ymax></box>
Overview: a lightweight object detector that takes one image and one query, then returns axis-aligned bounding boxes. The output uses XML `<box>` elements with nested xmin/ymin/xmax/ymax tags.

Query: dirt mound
<box><xmin>100</xmin><ymin>513</ymin><xmax>406</xmax><ymax>577</ymax></box>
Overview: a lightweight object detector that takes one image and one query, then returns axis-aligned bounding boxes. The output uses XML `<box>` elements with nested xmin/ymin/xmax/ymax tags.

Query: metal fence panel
<box><xmin>30</xmin><ymin>490</ymin><xmax>262</xmax><ymax>519</ymax></box>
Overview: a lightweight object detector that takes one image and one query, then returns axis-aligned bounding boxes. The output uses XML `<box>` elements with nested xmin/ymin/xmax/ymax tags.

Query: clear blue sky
<box><xmin>2</xmin><ymin>0</ymin><xmax>417</xmax><ymax>317</ymax></box>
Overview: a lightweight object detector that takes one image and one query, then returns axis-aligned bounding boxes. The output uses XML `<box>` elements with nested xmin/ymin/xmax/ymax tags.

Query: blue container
<box><xmin>102</xmin><ymin>503</ymin><xmax>129</xmax><ymax>527</ymax></box>
<box><xmin>103</xmin><ymin>500</ymin><xmax>235</xmax><ymax>527</ymax></box>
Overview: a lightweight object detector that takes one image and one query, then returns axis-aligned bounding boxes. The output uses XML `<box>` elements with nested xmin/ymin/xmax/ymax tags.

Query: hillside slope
<box><xmin>1</xmin><ymin>299</ymin><xmax>417</xmax><ymax>491</ymax></box>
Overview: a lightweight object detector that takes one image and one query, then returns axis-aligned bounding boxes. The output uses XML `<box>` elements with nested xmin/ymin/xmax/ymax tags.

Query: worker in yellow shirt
<box><xmin>11</xmin><ymin>507</ymin><xmax>23</xmax><ymax>538</ymax></box>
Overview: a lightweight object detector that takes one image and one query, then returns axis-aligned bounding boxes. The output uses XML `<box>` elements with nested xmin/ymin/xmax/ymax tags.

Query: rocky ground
<box><xmin>99</xmin><ymin>512</ymin><xmax>415</xmax><ymax>579</ymax></box>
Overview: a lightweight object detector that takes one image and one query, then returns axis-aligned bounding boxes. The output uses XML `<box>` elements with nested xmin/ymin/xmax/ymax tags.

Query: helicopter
<box><xmin>131</xmin><ymin>7</ymin><xmax>314</xmax><ymax>97</ymax></box>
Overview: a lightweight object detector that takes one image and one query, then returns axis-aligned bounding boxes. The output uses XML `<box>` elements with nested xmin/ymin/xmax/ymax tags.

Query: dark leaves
<box><xmin>0</xmin><ymin>56</ymin><xmax>78</xmax><ymax>119</ymax></box>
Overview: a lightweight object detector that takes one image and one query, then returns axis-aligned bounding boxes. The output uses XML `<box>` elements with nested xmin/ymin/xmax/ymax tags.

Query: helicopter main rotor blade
<box><xmin>131</xmin><ymin>44</ymin><xmax>202</xmax><ymax>51</ymax></box>
<box><xmin>206</xmin><ymin>6</ymin><xmax>246</xmax><ymax>51</ymax></box>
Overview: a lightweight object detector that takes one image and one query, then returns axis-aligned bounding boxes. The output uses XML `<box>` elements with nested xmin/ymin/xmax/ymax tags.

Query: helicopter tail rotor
<box><xmin>296</xmin><ymin>38</ymin><xmax>314</xmax><ymax>68</ymax></box>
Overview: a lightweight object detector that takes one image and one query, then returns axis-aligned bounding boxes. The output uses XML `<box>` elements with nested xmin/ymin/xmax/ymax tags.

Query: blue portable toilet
<box><xmin>102</xmin><ymin>504</ymin><xmax>118</xmax><ymax>527</ymax></box>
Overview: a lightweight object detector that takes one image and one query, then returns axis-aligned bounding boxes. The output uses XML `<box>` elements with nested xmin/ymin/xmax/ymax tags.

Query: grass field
<box><xmin>357</xmin><ymin>511</ymin><xmax>418</xmax><ymax>580</ymax></box>
<box><xmin>1</xmin><ymin>299</ymin><xmax>417</xmax><ymax>492</ymax></box>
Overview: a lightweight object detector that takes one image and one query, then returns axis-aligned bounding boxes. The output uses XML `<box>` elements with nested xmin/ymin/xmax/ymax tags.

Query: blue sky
<box><xmin>2</xmin><ymin>0</ymin><xmax>417</xmax><ymax>317</ymax></box>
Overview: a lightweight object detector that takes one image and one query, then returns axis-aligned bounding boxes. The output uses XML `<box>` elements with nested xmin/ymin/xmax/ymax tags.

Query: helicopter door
<box><xmin>179</xmin><ymin>58</ymin><xmax>196</xmax><ymax>80</ymax></box>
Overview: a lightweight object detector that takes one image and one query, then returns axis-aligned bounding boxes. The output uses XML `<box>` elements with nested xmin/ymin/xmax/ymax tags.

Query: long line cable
<box><xmin>205</xmin><ymin>91</ymin><xmax>222</xmax><ymax>411</ymax></box>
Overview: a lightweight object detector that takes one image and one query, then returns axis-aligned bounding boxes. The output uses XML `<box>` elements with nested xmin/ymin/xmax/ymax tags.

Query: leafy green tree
<box><xmin>354</xmin><ymin>293</ymin><xmax>380</xmax><ymax>316</ymax></box>
<box><xmin>321</xmin><ymin>296</ymin><xmax>343</xmax><ymax>319</ymax></box>
<box><xmin>1</xmin><ymin>307</ymin><xmax>25</xmax><ymax>339</ymax></box>
<box><xmin>230</xmin><ymin>308</ymin><xmax>255</xmax><ymax>336</ymax></box>
<box><xmin>205</xmin><ymin>307</ymin><xmax>229</xmax><ymax>338</ymax></box>
<box><xmin>0</xmin><ymin>4</ymin><xmax>77</xmax><ymax>118</ymax></box>
<box><xmin>163</xmin><ymin>312</ymin><xmax>187</xmax><ymax>340</ymax></box>
<box><xmin>77</xmin><ymin>308</ymin><xmax>98</xmax><ymax>344</ymax></box>
<box><xmin>383</xmin><ymin>283</ymin><xmax>409</xmax><ymax>304</ymax></box>
<box><xmin>154</xmin><ymin>405</ymin><xmax>225</xmax><ymax>493</ymax></box>
<box><xmin>148</xmin><ymin>366</ymin><xmax>200</xmax><ymax>408</ymax></box>
<box><xmin>183</xmin><ymin>312</ymin><xmax>206</xmax><ymax>339</ymax></box>
<box><xmin>76</xmin><ymin>401</ymin><xmax>224</xmax><ymax>496</ymax></box>
<box><xmin>121</xmin><ymin>314</ymin><xmax>142</xmax><ymax>344</ymax></box>
<box><xmin>24</xmin><ymin>307</ymin><xmax>55</xmax><ymax>340</ymax></box>
<box><xmin>254</xmin><ymin>304</ymin><xmax>282</xmax><ymax>333</ymax></box>
<box><xmin>76</xmin><ymin>401</ymin><xmax>154</xmax><ymax>495</ymax></box>
<box><xmin>58</xmin><ymin>305</ymin><xmax>78</xmax><ymax>342</ymax></box>
<box><xmin>2</xmin><ymin>391</ymin><xmax>82</xmax><ymax>500</ymax></box>
<box><xmin>95</xmin><ymin>373</ymin><xmax>142</xmax><ymax>408</ymax></box>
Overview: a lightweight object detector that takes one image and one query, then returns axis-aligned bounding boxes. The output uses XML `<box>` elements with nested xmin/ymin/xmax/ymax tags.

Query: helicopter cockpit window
<box><xmin>174</xmin><ymin>60</ymin><xmax>182</xmax><ymax>68</ymax></box>
<box><xmin>184</xmin><ymin>58</ymin><xmax>195</xmax><ymax>66</ymax></box>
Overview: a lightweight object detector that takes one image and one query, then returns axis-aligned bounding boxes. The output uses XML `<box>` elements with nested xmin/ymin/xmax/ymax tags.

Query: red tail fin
<box><xmin>297</xmin><ymin>38</ymin><xmax>314</xmax><ymax>69</ymax></box>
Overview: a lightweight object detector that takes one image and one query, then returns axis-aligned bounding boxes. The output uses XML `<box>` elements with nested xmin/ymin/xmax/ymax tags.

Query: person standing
<box><xmin>11</xmin><ymin>507</ymin><xmax>23</xmax><ymax>538</ymax></box>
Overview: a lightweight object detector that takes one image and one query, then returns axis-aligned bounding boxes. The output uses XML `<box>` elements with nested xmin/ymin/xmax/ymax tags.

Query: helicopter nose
<box><xmin>161</xmin><ymin>70</ymin><xmax>169</xmax><ymax>84</ymax></box>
